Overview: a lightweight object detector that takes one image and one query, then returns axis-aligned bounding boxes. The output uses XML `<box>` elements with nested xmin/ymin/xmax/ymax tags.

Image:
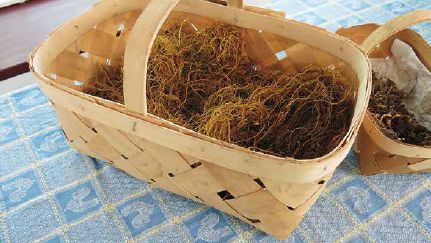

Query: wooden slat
<box><xmin>94</xmin><ymin>124</ymin><xmax>142</xmax><ymax>158</ymax></box>
<box><xmin>54</xmin><ymin>106</ymin><xmax>97</xmax><ymax>143</ymax></box>
<box><xmin>356</xmin><ymin>128</ymin><xmax>383</xmax><ymax>175</ymax></box>
<box><xmin>73</xmin><ymin>139</ymin><xmax>104</xmax><ymax>161</ymax></box>
<box><xmin>261</xmin><ymin>173</ymin><xmax>332</xmax><ymax>209</ymax></box>
<box><xmin>128</xmin><ymin>151</ymin><xmax>164</xmax><ymax>179</ymax></box>
<box><xmin>205</xmin><ymin>163</ymin><xmax>260</xmax><ymax>197</ymax></box>
<box><xmin>312</xmin><ymin>48</ymin><xmax>340</xmax><ymax>67</ymax></box>
<box><xmin>293</xmin><ymin>172</ymin><xmax>334</xmax><ymax>215</ymax></box>
<box><xmin>52</xmin><ymin>50</ymin><xmax>98</xmax><ymax>82</ymax></box>
<box><xmin>64</xmin><ymin>41</ymin><xmax>109</xmax><ymax>75</ymax></box>
<box><xmin>260</xmin><ymin>32</ymin><xmax>296</xmax><ymax>53</ymax></box>
<box><xmin>227</xmin><ymin>190</ymin><xmax>300</xmax><ymax>239</ymax></box>
<box><xmin>173</xmin><ymin>164</ymin><xmax>224</xmax><ymax>197</ymax></box>
<box><xmin>78</xmin><ymin>28</ymin><xmax>125</xmax><ymax>61</ymax></box>
<box><xmin>112</xmin><ymin>156</ymin><xmax>150</xmax><ymax>181</ymax></box>
<box><xmin>282</xmin><ymin>43</ymin><xmax>318</xmax><ymax>69</ymax></box>
<box><xmin>151</xmin><ymin>176</ymin><xmax>197</xmax><ymax>199</ymax></box>
<box><xmin>243</xmin><ymin>29</ymin><xmax>278</xmax><ymax>67</ymax></box>
<box><xmin>173</xmin><ymin>164</ymin><xmax>239</xmax><ymax>216</ymax></box>
<box><xmin>407</xmin><ymin>158</ymin><xmax>431</xmax><ymax>171</ymax></box>
<box><xmin>262</xmin><ymin>177</ymin><xmax>325</xmax><ymax>208</ymax></box>
<box><xmin>121</xmin><ymin>10</ymin><xmax>143</xmax><ymax>35</ymax></box>
<box><xmin>179</xmin><ymin>153</ymin><xmax>201</xmax><ymax>166</ymax></box>
<box><xmin>95</xmin><ymin>11</ymin><xmax>133</xmax><ymax>35</ymax></box>
<box><xmin>86</xmin><ymin>135</ymin><xmax>123</xmax><ymax>162</ymax></box>
<box><xmin>123</xmin><ymin>133</ymin><xmax>192</xmax><ymax>176</ymax></box>
<box><xmin>55</xmin><ymin>76</ymin><xmax>85</xmax><ymax>92</ymax></box>
<box><xmin>165</xmin><ymin>12</ymin><xmax>217</xmax><ymax>31</ymax></box>
<box><xmin>374</xmin><ymin>152</ymin><xmax>409</xmax><ymax>170</ymax></box>
<box><xmin>245</xmin><ymin>5</ymin><xmax>284</xmax><ymax>18</ymax></box>
<box><xmin>55</xmin><ymin>109</ymin><xmax>82</xmax><ymax>143</ymax></box>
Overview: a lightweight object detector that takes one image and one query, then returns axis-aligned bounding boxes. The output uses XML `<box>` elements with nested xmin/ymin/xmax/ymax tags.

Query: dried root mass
<box><xmin>85</xmin><ymin>22</ymin><xmax>354</xmax><ymax>159</ymax></box>
<box><xmin>369</xmin><ymin>73</ymin><xmax>431</xmax><ymax>146</ymax></box>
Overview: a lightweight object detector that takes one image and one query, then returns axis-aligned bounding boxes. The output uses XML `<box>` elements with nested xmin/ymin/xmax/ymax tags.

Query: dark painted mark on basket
<box><xmin>91</xmin><ymin>127</ymin><xmax>98</xmax><ymax>133</ymax></box>
<box><xmin>318</xmin><ymin>180</ymin><xmax>325</xmax><ymax>185</ymax></box>
<box><xmin>233</xmin><ymin>15</ymin><xmax>239</xmax><ymax>23</ymax></box>
<box><xmin>254</xmin><ymin>178</ymin><xmax>266</xmax><ymax>188</ymax></box>
<box><xmin>150</xmin><ymin>179</ymin><xmax>156</xmax><ymax>183</ymax></box>
<box><xmin>61</xmin><ymin>129</ymin><xmax>72</xmax><ymax>142</ymax></box>
<box><xmin>195</xmin><ymin>196</ymin><xmax>204</xmax><ymax>201</ymax></box>
<box><xmin>116</xmin><ymin>23</ymin><xmax>124</xmax><ymax>37</ymax></box>
<box><xmin>190</xmin><ymin>161</ymin><xmax>202</xmax><ymax>169</ymax></box>
<box><xmin>388</xmin><ymin>154</ymin><xmax>396</xmax><ymax>158</ymax></box>
<box><xmin>168</xmin><ymin>173</ymin><xmax>175</xmax><ymax>177</ymax></box>
<box><xmin>245</xmin><ymin>217</ymin><xmax>261</xmax><ymax>224</ymax></box>
<box><xmin>207</xmin><ymin>0</ymin><xmax>227</xmax><ymax>6</ymax></box>
<box><xmin>217</xmin><ymin>190</ymin><xmax>235</xmax><ymax>200</ymax></box>
<box><xmin>407</xmin><ymin>162</ymin><xmax>412</xmax><ymax>166</ymax></box>
<box><xmin>121</xmin><ymin>154</ymin><xmax>128</xmax><ymax>160</ymax></box>
<box><xmin>132</xmin><ymin>122</ymin><xmax>137</xmax><ymax>132</ymax></box>
<box><xmin>79</xmin><ymin>136</ymin><xmax>88</xmax><ymax>144</ymax></box>
<box><xmin>287</xmin><ymin>206</ymin><xmax>295</xmax><ymax>211</ymax></box>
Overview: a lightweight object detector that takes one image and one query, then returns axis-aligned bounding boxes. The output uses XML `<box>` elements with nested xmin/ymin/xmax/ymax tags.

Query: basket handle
<box><xmin>361</xmin><ymin>10</ymin><xmax>431</xmax><ymax>55</ymax></box>
<box><xmin>123</xmin><ymin>0</ymin><xmax>243</xmax><ymax>115</ymax></box>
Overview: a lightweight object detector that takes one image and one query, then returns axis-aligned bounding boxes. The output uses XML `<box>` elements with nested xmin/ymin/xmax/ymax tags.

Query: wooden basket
<box><xmin>337</xmin><ymin>10</ymin><xmax>431</xmax><ymax>176</ymax></box>
<box><xmin>29</xmin><ymin>0</ymin><xmax>371</xmax><ymax>238</ymax></box>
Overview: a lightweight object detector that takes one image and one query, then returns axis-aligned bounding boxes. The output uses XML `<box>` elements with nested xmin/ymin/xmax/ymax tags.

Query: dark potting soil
<box><xmin>369</xmin><ymin>72</ymin><xmax>431</xmax><ymax>146</ymax></box>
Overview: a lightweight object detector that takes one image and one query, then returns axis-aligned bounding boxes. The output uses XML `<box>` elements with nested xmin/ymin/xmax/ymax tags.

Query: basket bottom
<box><xmin>356</xmin><ymin>128</ymin><xmax>431</xmax><ymax>175</ymax></box>
<box><xmin>54</xmin><ymin>104</ymin><xmax>332</xmax><ymax>239</ymax></box>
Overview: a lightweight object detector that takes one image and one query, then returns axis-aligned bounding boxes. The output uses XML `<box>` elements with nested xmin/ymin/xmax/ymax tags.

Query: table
<box><xmin>1</xmin><ymin>0</ymin><xmax>431</xmax><ymax>242</ymax></box>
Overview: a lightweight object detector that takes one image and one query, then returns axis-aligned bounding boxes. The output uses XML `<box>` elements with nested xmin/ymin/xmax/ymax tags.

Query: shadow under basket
<box><xmin>337</xmin><ymin>10</ymin><xmax>431</xmax><ymax>176</ymax></box>
<box><xmin>29</xmin><ymin>0</ymin><xmax>370</xmax><ymax>239</ymax></box>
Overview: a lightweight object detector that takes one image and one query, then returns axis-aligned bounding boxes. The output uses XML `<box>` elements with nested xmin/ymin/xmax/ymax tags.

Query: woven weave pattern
<box><xmin>358</xmin><ymin>129</ymin><xmax>431</xmax><ymax>174</ymax></box>
<box><xmin>56</xmin><ymin>103</ymin><xmax>330</xmax><ymax>238</ymax></box>
<box><xmin>2</xmin><ymin>0</ymin><xmax>431</xmax><ymax>242</ymax></box>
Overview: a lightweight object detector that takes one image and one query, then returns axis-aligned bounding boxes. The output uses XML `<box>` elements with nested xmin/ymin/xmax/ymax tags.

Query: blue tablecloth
<box><xmin>1</xmin><ymin>0</ymin><xmax>431</xmax><ymax>242</ymax></box>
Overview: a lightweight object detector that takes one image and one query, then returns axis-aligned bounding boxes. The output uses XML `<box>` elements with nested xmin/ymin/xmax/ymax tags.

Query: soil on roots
<box><xmin>369</xmin><ymin>72</ymin><xmax>431</xmax><ymax>146</ymax></box>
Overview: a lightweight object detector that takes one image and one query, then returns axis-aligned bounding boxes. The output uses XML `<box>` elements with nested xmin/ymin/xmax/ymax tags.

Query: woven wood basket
<box><xmin>337</xmin><ymin>10</ymin><xmax>431</xmax><ymax>176</ymax></box>
<box><xmin>29</xmin><ymin>0</ymin><xmax>371</xmax><ymax>238</ymax></box>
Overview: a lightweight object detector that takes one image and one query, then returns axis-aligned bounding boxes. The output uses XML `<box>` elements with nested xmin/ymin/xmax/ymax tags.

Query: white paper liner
<box><xmin>370</xmin><ymin>39</ymin><xmax>431</xmax><ymax>130</ymax></box>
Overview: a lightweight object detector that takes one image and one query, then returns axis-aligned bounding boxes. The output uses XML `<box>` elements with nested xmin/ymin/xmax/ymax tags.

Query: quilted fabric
<box><xmin>1</xmin><ymin>0</ymin><xmax>431</xmax><ymax>242</ymax></box>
